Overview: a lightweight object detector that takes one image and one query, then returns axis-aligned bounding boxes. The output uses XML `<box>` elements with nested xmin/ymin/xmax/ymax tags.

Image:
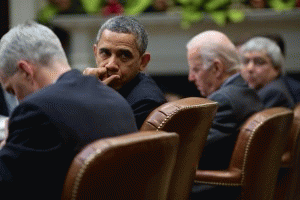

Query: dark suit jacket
<box><xmin>258</xmin><ymin>76</ymin><xmax>295</xmax><ymax>109</ymax></box>
<box><xmin>0</xmin><ymin>70</ymin><xmax>137</xmax><ymax>200</ymax></box>
<box><xmin>118</xmin><ymin>72</ymin><xmax>166</xmax><ymax>129</ymax></box>
<box><xmin>283</xmin><ymin>75</ymin><xmax>300</xmax><ymax>104</ymax></box>
<box><xmin>191</xmin><ymin>73</ymin><xmax>263</xmax><ymax>199</ymax></box>
<box><xmin>199</xmin><ymin>73</ymin><xmax>263</xmax><ymax>170</ymax></box>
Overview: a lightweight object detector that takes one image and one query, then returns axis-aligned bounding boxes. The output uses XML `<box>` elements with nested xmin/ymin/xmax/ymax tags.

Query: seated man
<box><xmin>186</xmin><ymin>30</ymin><xmax>263</xmax><ymax>199</ymax></box>
<box><xmin>283</xmin><ymin>75</ymin><xmax>300</xmax><ymax>104</ymax></box>
<box><xmin>84</xmin><ymin>16</ymin><xmax>166</xmax><ymax>129</ymax></box>
<box><xmin>240</xmin><ymin>37</ymin><xmax>295</xmax><ymax>109</ymax></box>
<box><xmin>0</xmin><ymin>21</ymin><xmax>137</xmax><ymax>200</ymax></box>
<box><xmin>256</xmin><ymin>33</ymin><xmax>300</xmax><ymax>104</ymax></box>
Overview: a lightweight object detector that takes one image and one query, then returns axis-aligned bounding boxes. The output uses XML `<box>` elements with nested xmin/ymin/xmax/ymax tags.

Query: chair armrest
<box><xmin>194</xmin><ymin>168</ymin><xmax>242</xmax><ymax>186</ymax></box>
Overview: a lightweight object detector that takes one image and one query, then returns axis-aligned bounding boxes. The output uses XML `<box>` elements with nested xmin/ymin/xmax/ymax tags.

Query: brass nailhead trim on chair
<box><xmin>157</xmin><ymin>103</ymin><xmax>217</xmax><ymax>131</ymax></box>
<box><xmin>72</xmin><ymin>149</ymin><xmax>103</xmax><ymax>200</ymax></box>
<box><xmin>194</xmin><ymin>111</ymin><xmax>289</xmax><ymax>187</ymax></box>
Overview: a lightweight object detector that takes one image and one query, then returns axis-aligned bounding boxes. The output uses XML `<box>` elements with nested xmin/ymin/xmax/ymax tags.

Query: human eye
<box><xmin>242</xmin><ymin>58</ymin><xmax>250</xmax><ymax>65</ymax></box>
<box><xmin>193</xmin><ymin>67</ymin><xmax>200</xmax><ymax>72</ymax></box>
<box><xmin>254</xmin><ymin>58</ymin><xmax>266</xmax><ymax>66</ymax></box>
<box><xmin>119</xmin><ymin>50</ymin><xmax>132</xmax><ymax>61</ymax></box>
<box><xmin>99</xmin><ymin>49</ymin><xmax>110</xmax><ymax>58</ymax></box>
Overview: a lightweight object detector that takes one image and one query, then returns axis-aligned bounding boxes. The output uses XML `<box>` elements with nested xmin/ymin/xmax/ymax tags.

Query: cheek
<box><xmin>255</xmin><ymin>68</ymin><xmax>267</xmax><ymax>78</ymax></box>
<box><xmin>121</xmin><ymin>63</ymin><xmax>140</xmax><ymax>76</ymax></box>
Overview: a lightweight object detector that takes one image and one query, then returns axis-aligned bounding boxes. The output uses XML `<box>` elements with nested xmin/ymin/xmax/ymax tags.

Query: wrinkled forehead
<box><xmin>243</xmin><ymin>50</ymin><xmax>269</xmax><ymax>59</ymax></box>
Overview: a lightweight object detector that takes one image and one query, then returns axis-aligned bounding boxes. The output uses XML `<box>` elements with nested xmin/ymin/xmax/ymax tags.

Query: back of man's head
<box><xmin>0</xmin><ymin>20</ymin><xmax>68</xmax><ymax>77</ymax></box>
<box><xmin>186</xmin><ymin>30</ymin><xmax>240</xmax><ymax>73</ymax></box>
<box><xmin>95</xmin><ymin>16</ymin><xmax>148</xmax><ymax>55</ymax></box>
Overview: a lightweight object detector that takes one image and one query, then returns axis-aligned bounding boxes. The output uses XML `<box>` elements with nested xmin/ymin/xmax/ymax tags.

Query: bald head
<box><xmin>187</xmin><ymin>30</ymin><xmax>236</xmax><ymax>52</ymax></box>
<box><xmin>186</xmin><ymin>30</ymin><xmax>240</xmax><ymax>72</ymax></box>
<box><xmin>186</xmin><ymin>30</ymin><xmax>241</xmax><ymax>96</ymax></box>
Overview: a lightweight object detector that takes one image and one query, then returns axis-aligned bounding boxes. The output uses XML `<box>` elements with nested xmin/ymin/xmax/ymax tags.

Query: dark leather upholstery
<box><xmin>194</xmin><ymin>107</ymin><xmax>293</xmax><ymax>200</ymax></box>
<box><xmin>140</xmin><ymin>97</ymin><xmax>218</xmax><ymax>200</ymax></box>
<box><xmin>274</xmin><ymin>103</ymin><xmax>300</xmax><ymax>200</ymax></box>
<box><xmin>61</xmin><ymin>131</ymin><xmax>179</xmax><ymax>200</ymax></box>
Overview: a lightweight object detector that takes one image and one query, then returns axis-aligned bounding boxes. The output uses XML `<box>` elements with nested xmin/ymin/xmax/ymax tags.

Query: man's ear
<box><xmin>17</xmin><ymin>60</ymin><xmax>35</xmax><ymax>82</ymax></box>
<box><xmin>213</xmin><ymin>59</ymin><xmax>224</xmax><ymax>78</ymax></box>
<box><xmin>93</xmin><ymin>44</ymin><xmax>98</xmax><ymax>58</ymax></box>
<box><xmin>139</xmin><ymin>52</ymin><xmax>151</xmax><ymax>71</ymax></box>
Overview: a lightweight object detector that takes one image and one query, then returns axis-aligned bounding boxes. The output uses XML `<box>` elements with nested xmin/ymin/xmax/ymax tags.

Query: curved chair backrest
<box><xmin>140</xmin><ymin>97</ymin><xmax>218</xmax><ymax>200</ymax></box>
<box><xmin>61</xmin><ymin>131</ymin><xmax>179</xmax><ymax>200</ymax></box>
<box><xmin>231</xmin><ymin>107</ymin><xmax>293</xmax><ymax>200</ymax></box>
<box><xmin>275</xmin><ymin>103</ymin><xmax>300</xmax><ymax>200</ymax></box>
<box><xmin>195</xmin><ymin>107</ymin><xmax>293</xmax><ymax>200</ymax></box>
<box><xmin>281</xmin><ymin>103</ymin><xmax>300</xmax><ymax>167</ymax></box>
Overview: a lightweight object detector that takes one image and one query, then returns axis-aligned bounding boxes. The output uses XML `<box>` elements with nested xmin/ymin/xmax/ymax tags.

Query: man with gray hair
<box><xmin>83</xmin><ymin>16</ymin><xmax>166</xmax><ymax>129</ymax></box>
<box><xmin>0</xmin><ymin>21</ymin><xmax>137</xmax><ymax>199</ymax></box>
<box><xmin>187</xmin><ymin>30</ymin><xmax>263</xmax><ymax>199</ymax></box>
<box><xmin>240</xmin><ymin>36</ymin><xmax>295</xmax><ymax>109</ymax></box>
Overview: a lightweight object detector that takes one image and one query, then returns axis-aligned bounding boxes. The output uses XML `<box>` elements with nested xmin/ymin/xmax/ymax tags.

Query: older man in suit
<box><xmin>187</xmin><ymin>30</ymin><xmax>263</xmax><ymax>199</ymax></box>
<box><xmin>0</xmin><ymin>21</ymin><xmax>137</xmax><ymax>200</ymax></box>
<box><xmin>240</xmin><ymin>37</ymin><xmax>295</xmax><ymax>109</ymax></box>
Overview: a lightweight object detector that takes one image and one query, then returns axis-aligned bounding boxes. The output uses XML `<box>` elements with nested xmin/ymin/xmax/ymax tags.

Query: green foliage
<box><xmin>177</xmin><ymin>0</ymin><xmax>297</xmax><ymax>28</ymax></box>
<box><xmin>178</xmin><ymin>0</ymin><xmax>244</xmax><ymax>28</ymax></box>
<box><xmin>269</xmin><ymin>0</ymin><xmax>297</xmax><ymax>11</ymax></box>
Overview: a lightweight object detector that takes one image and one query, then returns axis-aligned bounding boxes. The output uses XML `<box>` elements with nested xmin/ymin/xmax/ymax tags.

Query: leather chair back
<box><xmin>140</xmin><ymin>97</ymin><xmax>218</xmax><ymax>200</ymax></box>
<box><xmin>275</xmin><ymin>103</ymin><xmax>300</xmax><ymax>200</ymax></box>
<box><xmin>61</xmin><ymin>131</ymin><xmax>179</xmax><ymax>200</ymax></box>
<box><xmin>194</xmin><ymin>107</ymin><xmax>293</xmax><ymax>200</ymax></box>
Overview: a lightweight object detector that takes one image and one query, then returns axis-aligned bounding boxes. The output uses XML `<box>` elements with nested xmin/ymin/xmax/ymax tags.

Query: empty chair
<box><xmin>61</xmin><ymin>131</ymin><xmax>179</xmax><ymax>200</ymax></box>
<box><xmin>140</xmin><ymin>97</ymin><xmax>218</xmax><ymax>200</ymax></box>
<box><xmin>194</xmin><ymin>107</ymin><xmax>293</xmax><ymax>200</ymax></box>
<box><xmin>275</xmin><ymin>103</ymin><xmax>300</xmax><ymax>200</ymax></box>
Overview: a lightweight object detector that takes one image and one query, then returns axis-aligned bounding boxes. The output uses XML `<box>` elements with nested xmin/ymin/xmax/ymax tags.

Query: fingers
<box><xmin>83</xmin><ymin>68</ymin><xmax>120</xmax><ymax>86</ymax></box>
<box><xmin>103</xmin><ymin>75</ymin><xmax>120</xmax><ymax>85</ymax></box>
<box><xmin>83</xmin><ymin>68</ymin><xmax>108</xmax><ymax>80</ymax></box>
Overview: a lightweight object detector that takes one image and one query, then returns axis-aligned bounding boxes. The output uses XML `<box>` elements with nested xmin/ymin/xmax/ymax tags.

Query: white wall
<box><xmin>9</xmin><ymin>0</ymin><xmax>40</xmax><ymax>28</ymax></box>
<box><xmin>8</xmin><ymin>2</ymin><xmax>300</xmax><ymax>75</ymax></box>
<box><xmin>51</xmin><ymin>10</ymin><xmax>300</xmax><ymax>75</ymax></box>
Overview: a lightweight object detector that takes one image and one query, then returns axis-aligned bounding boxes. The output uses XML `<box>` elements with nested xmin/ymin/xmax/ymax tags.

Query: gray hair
<box><xmin>95</xmin><ymin>16</ymin><xmax>148</xmax><ymax>55</ymax></box>
<box><xmin>201</xmin><ymin>44</ymin><xmax>241</xmax><ymax>73</ymax></box>
<box><xmin>0</xmin><ymin>20</ymin><xmax>68</xmax><ymax>77</ymax></box>
<box><xmin>239</xmin><ymin>37</ymin><xmax>284</xmax><ymax>73</ymax></box>
<box><xmin>187</xmin><ymin>39</ymin><xmax>241</xmax><ymax>73</ymax></box>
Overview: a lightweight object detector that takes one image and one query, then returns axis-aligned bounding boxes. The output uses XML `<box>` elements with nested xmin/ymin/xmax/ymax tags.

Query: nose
<box><xmin>244</xmin><ymin>61</ymin><xmax>255</xmax><ymax>72</ymax></box>
<box><xmin>188</xmin><ymin>71</ymin><xmax>195</xmax><ymax>82</ymax></box>
<box><xmin>106</xmin><ymin>56</ymin><xmax>119</xmax><ymax>73</ymax></box>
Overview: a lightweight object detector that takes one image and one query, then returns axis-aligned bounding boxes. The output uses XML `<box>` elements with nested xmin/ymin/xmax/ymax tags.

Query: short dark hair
<box><xmin>95</xmin><ymin>16</ymin><xmax>148</xmax><ymax>55</ymax></box>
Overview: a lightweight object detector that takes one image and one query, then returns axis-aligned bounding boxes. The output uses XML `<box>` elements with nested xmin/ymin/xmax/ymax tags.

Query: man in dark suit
<box><xmin>283</xmin><ymin>76</ymin><xmax>300</xmax><ymax>104</ymax></box>
<box><xmin>252</xmin><ymin>33</ymin><xmax>300</xmax><ymax>104</ymax></box>
<box><xmin>240</xmin><ymin>37</ymin><xmax>295</xmax><ymax>109</ymax></box>
<box><xmin>0</xmin><ymin>21</ymin><xmax>137</xmax><ymax>200</ymax></box>
<box><xmin>186</xmin><ymin>30</ymin><xmax>263</xmax><ymax>199</ymax></box>
<box><xmin>83</xmin><ymin>16</ymin><xmax>166</xmax><ymax>129</ymax></box>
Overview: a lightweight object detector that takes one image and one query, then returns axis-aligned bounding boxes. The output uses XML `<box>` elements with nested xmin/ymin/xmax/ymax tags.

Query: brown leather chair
<box><xmin>274</xmin><ymin>103</ymin><xmax>300</xmax><ymax>200</ymax></box>
<box><xmin>140</xmin><ymin>97</ymin><xmax>218</xmax><ymax>200</ymax></box>
<box><xmin>194</xmin><ymin>107</ymin><xmax>293</xmax><ymax>200</ymax></box>
<box><xmin>61</xmin><ymin>131</ymin><xmax>179</xmax><ymax>200</ymax></box>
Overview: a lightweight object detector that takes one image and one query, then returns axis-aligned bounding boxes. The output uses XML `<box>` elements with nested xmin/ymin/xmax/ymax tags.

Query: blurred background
<box><xmin>1</xmin><ymin>0</ymin><xmax>300</xmax><ymax>98</ymax></box>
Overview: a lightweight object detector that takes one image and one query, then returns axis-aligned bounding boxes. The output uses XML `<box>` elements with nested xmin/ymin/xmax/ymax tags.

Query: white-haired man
<box><xmin>187</xmin><ymin>30</ymin><xmax>263</xmax><ymax>199</ymax></box>
<box><xmin>0</xmin><ymin>21</ymin><xmax>137</xmax><ymax>200</ymax></box>
<box><xmin>240</xmin><ymin>36</ymin><xmax>295</xmax><ymax>109</ymax></box>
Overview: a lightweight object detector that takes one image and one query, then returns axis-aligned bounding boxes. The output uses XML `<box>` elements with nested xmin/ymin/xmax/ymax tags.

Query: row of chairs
<box><xmin>61</xmin><ymin>97</ymin><xmax>299</xmax><ymax>200</ymax></box>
